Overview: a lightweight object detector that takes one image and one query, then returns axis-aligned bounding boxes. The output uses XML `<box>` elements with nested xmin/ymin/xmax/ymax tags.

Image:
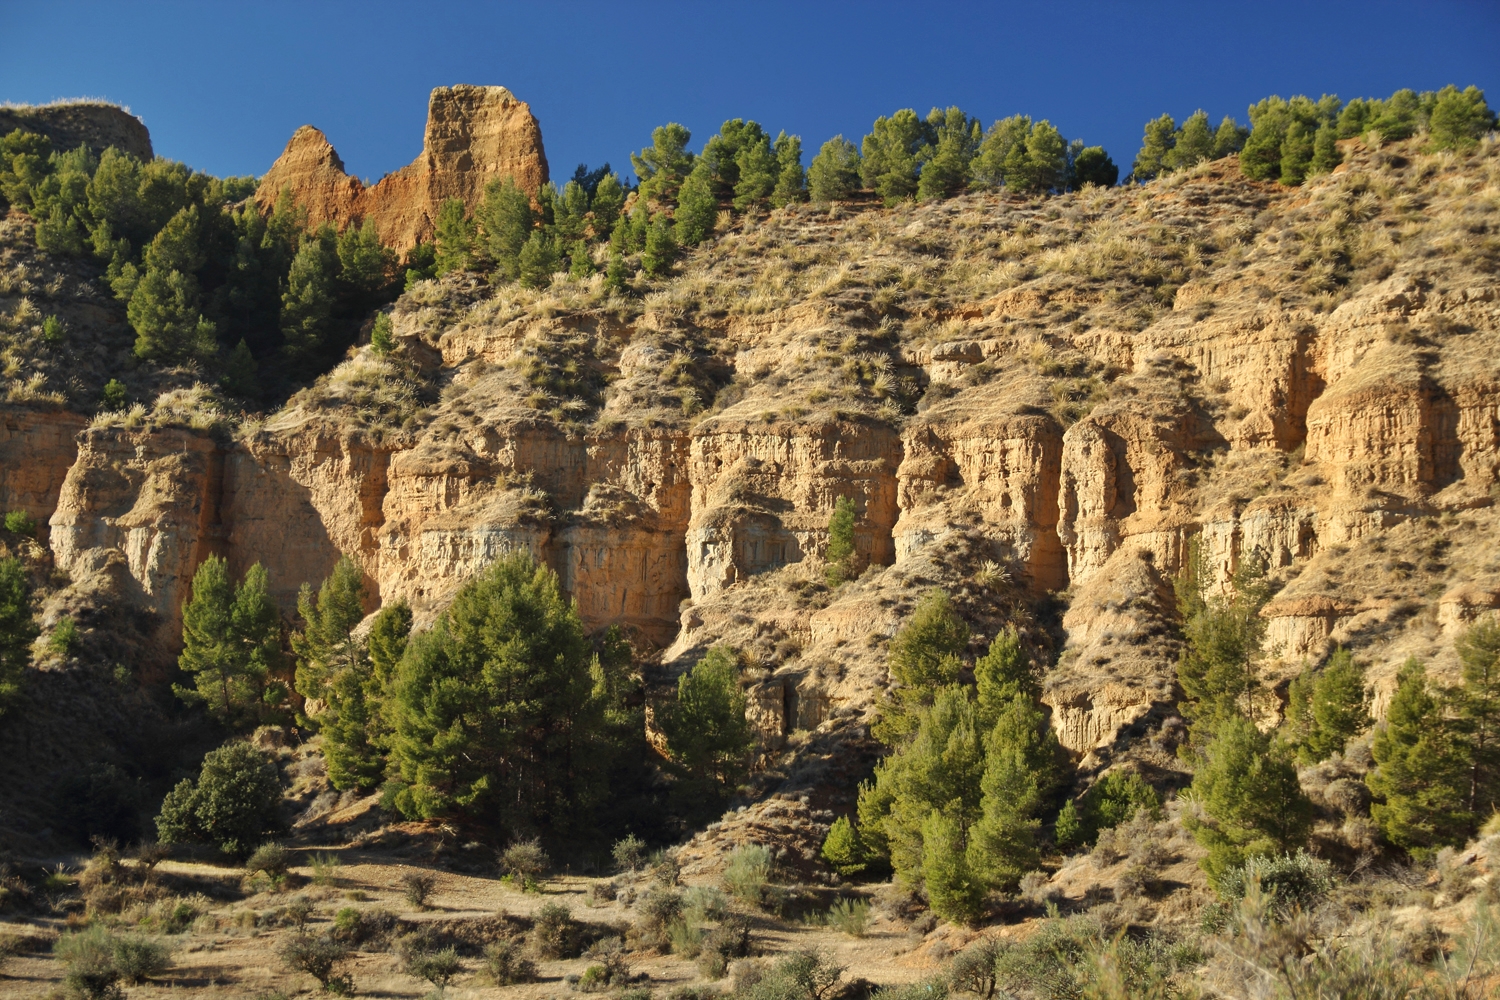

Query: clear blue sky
<box><xmin>3</xmin><ymin>1</ymin><xmax>1497</xmax><ymax>184</ymax></box>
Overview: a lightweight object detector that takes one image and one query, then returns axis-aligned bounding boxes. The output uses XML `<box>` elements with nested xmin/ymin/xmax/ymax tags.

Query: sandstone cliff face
<box><xmin>11</xmin><ymin>136</ymin><xmax>1500</xmax><ymax>791</ymax></box>
<box><xmin>254</xmin><ymin>85</ymin><xmax>549</xmax><ymax>251</ymax></box>
<box><xmin>0</xmin><ymin>101</ymin><xmax>152</xmax><ymax>160</ymax></box>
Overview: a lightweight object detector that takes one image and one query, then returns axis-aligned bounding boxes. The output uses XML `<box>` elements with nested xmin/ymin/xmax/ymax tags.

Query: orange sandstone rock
<box><xmin>254</xmin><ymin>85</ymin><xmax>549</xmax><ymax>251</ymax></box>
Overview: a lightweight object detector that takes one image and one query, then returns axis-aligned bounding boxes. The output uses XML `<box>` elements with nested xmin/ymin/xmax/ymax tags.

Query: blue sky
<box><xmin>3</xmin><ymin>1</ymin><xmax>1497</xmax><ymax>184</ymax></box>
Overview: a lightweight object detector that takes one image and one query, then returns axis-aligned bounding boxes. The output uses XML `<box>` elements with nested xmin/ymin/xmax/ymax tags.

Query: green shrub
<box><xmin>697</xmin><ymin>917</ymin><xmax>751</xmax><ymax>979</ymax></box>
<box><xmin>824</xmin><ymin>497</ymin><xmax>857</xmax><ymax>586</ymax></box>
<box><xmin>1060</xmin><ymin>770</ymin><xmax>1163</xmax><ymax>848</ymax></box>
<box><xmin>1215</xmin><ymin>850</ymin><xmax>1334</xmax><ymax>910</ymax></box>
<box><xmin>723</xmin><ymin>844</ymin><xmax>773</xmax><ymax>907</ymax></box>
<box><xmin>826</xmin><ymin>898</ymin><xmax>869</xmax><ymax>938</ymax></box>
<box><xmin>406</xmin><ymin>946</ymin><xmax>462</xmax><ymax>990</ymax></box>
<box><xmin>499</xmin><ymin>838</ymin><xmax>549</xmax><ymax>888</ymax></box>
<box><xmin>821</xmin><ymin>816</ymin><xmax>866</xmax><ymax>876</ymax></box>
<box><xmin>154</xmin><ymin>741</ymin><xmax>284</xmax><ymax>857</ymax></box>
<box><xmin>482</xmin><ymin>939</ymin><xmax>537</xmax><ymax>985</ymax></box>
<box><xmin>398</xmin><ymin>870</ymin><xmax>437</xmax><ymax>909</ymax></box>
<box><xmin>370</xmin><ymin>312</ymin><xmax>395</xmax><ymax>355</ymax></box>
<box><xmin>740</xmin><ymin>950</ymin><xmax>845</xmax><ymax>1000</ymax></box>
<box><xmin>55</xmin><ymin>926</ymin><xmax>125</xmax><ymax>1000</ymax></box>
<box><xmin>683</xmin><ymin>885</ymin><xmax>730</xmax><ymax>924</ymax></box>
<box><xmin>48</xmin><ymin>615</ymin><xmax>78</xmax><ymax>655</ymax></box>
<box><xmin>532</xmin><ymin>901</ymin><xmax>581</xmax><ymax>959</ymax></box>
<box><xmin>613</xmin><ymin>834</ymin><xmax>648</xmax><ymax>873</ymax></box>
<box><xmin>807</xmin><ymin>136</ymin><xmax>861</xmax><ymax>203</ymax></box>
<box><xmin>949</xmin><ymin>939</ymin><xmax>999</xmax><ymax>997</ymax></box>
<box><xmin>111</xmin><ymin>935</ymin><xmax>172</xmax><ymax>983</ymax></box>
<box><xmin>278</xmin><ymin>933</ymin><xmax>353</xmax><ymax>995</ymax></box>
<box><xmin>3</xmin><ymin>510</ymin><xmax>35</xmax><ymax>536</ymax></box>
<box><xmin>667</xmin><ymin>918</ymin><xmax>702</xmax><ymax>957</ymax></box>
<box><xmin>246</xmin><ymin>843</ymin><xmax>291</xmax><ymax>880</ymax></box>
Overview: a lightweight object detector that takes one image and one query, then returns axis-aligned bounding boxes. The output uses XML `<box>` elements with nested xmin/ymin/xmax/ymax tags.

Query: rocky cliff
<box><xmin>4</xmin><ymin>132</ymin><xmax>1500</xmax><ymax>846</ymax></box>
<box><xmin>0</xmin><ymin>100</ymin><xmax>152</xmax><ymax>160</ymax></box>
<box><xmin>254</xmin><ymin>85</ymin><xmax>549</xmax><ymax>250</ymax></box>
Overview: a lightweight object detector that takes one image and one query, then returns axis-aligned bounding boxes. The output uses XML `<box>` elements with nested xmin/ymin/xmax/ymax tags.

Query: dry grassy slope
<box><xmin>2</xmin><ymin>136</ymin><xmax>1500</xmax><ymax>859</ymax></box>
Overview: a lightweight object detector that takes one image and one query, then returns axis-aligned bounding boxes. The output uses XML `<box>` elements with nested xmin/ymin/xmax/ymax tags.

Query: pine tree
<box><xmin>554</xmin><ymin>179</ymin><xmax>591</xmax><ymax>242</ymax></box>
<box><xmin>605</xmin><ymin>226</ymin><xmax>630</xmax><ymax>293</ymax></box>
<box><xmin>567</xmin><ymin>240</ymin><xmax>593</xmax><ymax>280</ymax></box>
<box><xmin>1278</xmin><ymin>119</ymin><xmax>1316</xmax><ymax>186</ymax></box>
<box><xmin>824</xmin><ymin>496</ymin><xmax>857</xmax><ymax>586</ymax></box>
<box><xmin>1132</xmin><ymin>114</ymin><xmax>1176</xmax><ymax>181</ymax></box>
<box><xmin>1175</xmin><ymin>544</ymin><xmax>1272</xmax><ymax>741</ymax></box>
<box><xmin>661</xmin><ymin>645</ymin><xmax>754</xmax><ymax>799</ymax></box>
<box><xmin>861</xmin><ymin>109</ymin><xmax>928</xmax><ymax>205</ymax></box>
<box><xmin>1285</xmin><ymin>647</ymin><xmax>1370</xmax><ymax>764</ymax></box>
<box><xmin>965</xmin><ymin>693</ymin><xmax>1063</xmax><ymax>893</ymax></box>
<box><xmin>367</xmin><ymin>599</ymin><xmax>411</xmax><ymax>689</ymax></box>
<box><xmin>280</xmin><ymin>225</ymin><xmax>339</xmax><ymax>360</ymax></box>
<box><xmin>917</xmin><ymin>107</ymin><xmax>980</xmax><ymax>201</ymax></box>
<box><xmin>1165</xmin><ymin>110</ymin><xmax>1213</xmax><ymax>172</ymax></box>
<box><xmin>1428</xmin><ymin>85</ymin><xmax>1496</xmax><ymax>152</ymax></box>
<box><xmin>590</xmin><ymin>172</ymin><xmax>627</xmax><ymax>233</ymax></box>
<box><xmin>732</xmin><ymin>131</ymin><xmax>777</xmax><ymax>211</ymax></box>
<box><xmin>770</xmin><ymin>133</ymin><xmax>806</xmax><ymax>207</ymax></box>
<box><xmin>1454</xmin><ymin>617</ymin><xmax>1500</xmax><ymax>819</ymax></box>
<box><xmin>1212</xmin><ymin>116</ymin><xmax>1248</xmax><ymax>158</ymax></box>
<box><xmin>517</xmin><ymin>230</ymin><xmax>558</xmax><ymax>289</ymax></box>
<box><xmin>1309</xmin><ymin>122</ymin><xmax>1342</xmax><ymax>176</ymax></box>
<box><xmin>475</xmin><ymin>179</ymin><xmax>533</xmax><ymax>279</ymax></box>
<box><xmin>874</xmin><ymin>588</ymin><xmax>968</xmax><ymax>743</ymax></box>
<box><xmin>176</xmin><ymin>557</ymin><xmax>283</xmax><ymax>725</ymax></box>
<box><xmin>433</xmin><ymin>197</ymin><xmax>476</xmax><ymax>275</ymax></box>
<box><xmin>335</xmin><ymin>216</ymin><xmax>393</xmax><ymax>298</ymax></box>
<box><xmin>1368</xmin><ymin>658</ymin><xmax>1472</xmax><ymax>855</ymax></box>
<box><xmin>369</xmin><ymin>313</ymin><xmax>394</xmax><ymax>355</ymax></box>
<box><xmin>807</xmin><ymin>136</ymin><xmax>861</xmax><ymax>203</ymax></box>
<box><xmin>1009</xmin><ymin>121</ymin><xmax>1066</xmax><ymax>194</ymax></box>
<box><xmin>924</xmin><ymin>809</ymin><xmax>985</xmax><ymax>924</ymax></box>
<box><xmin>221</xmin><ymin>339</ymin><xmax>259</xmax><ymax>398</ymax></box>
<box><xmin>673</xmin><ymin>161</ymin><xmax>718</xmax><ymax>246</ymax></box>
<box><xmin>632</xmin><ymin>123</ymin><xmax>694</xmax><ymax>207</ymax></box>
<box><xmin>128</xmin><ymin>266</ymin><xmax>216</xmax><ymax>362</ymax></box>
<box><xmin>0</xmin><ymin>556</ymin><xmax>36</xmax><ymax>712</ymax></box>
<box><xmin>820</xmin><ymin>815</ymin><xmax>866</xmax><ymax>876</ymax></box>
<box><xmin>1185</xmin><ymin>714</ymin><xmax>1314</xmax><ymax>889</ymax></box>
<box><xmin>641</xmin><ymin>213</ymin><xmax>677</xmax><ymax>277</ymax></box>
<box><xmin>292</xmin><ymin>556</ymin><xmax>367</xmax><ymax>720</ymax></box>
<box><xmin>1370</xmin><ymin>88</ymin><xmax>1421</xmax><ymax>142</ymax></box>
<box><xmin>384</xmin><ymin>552</ymin><xmax>612</xmax><ymax>836</ymax></box>
<box><xmin>974</xmin><ymin>625</ymin><xmax>1034</xmax><ymax>722</ymax></box>
<box><xmin>1069</xmin><ymin>146</ymin><xmax>1118</xmax><ymax>188</ymax></box>
<box><xmin>972</xmin><ymin>116</ymin><xmax>1032</xmax><ymax>188</ymax></box>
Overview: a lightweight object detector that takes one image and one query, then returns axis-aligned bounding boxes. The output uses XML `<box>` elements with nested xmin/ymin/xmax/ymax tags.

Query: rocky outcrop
<box><xmin>0</xmin><ymin>101</ymin><xmax>152</xmax><ymax>160</ymax></box>
<box><xmin>0</xmin><ymin>407</ymin><xmax>87</xmax><ymax>538</ymax></box>
<box><xmin>254</xmin><ymin>85</ymin><xmax>549</xmax><ymax>251</ymax></box>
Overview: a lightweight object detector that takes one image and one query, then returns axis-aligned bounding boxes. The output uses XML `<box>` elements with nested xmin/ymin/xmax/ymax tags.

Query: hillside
<box><xmin>2</xmin><ymin>90</ymin><xmax>1500</xmax><ymax>998</ymax></box>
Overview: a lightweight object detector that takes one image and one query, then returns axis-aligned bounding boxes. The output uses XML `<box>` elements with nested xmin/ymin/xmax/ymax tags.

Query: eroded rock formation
<box><xmin>0</xmin><ymin>101</ymin><xmax>153</xmax><ymax>160</ymax></box>
<box><xmin>254</xmin><ymin>85</ymin><xmax>549</xmax><ymax>250</ymax></box>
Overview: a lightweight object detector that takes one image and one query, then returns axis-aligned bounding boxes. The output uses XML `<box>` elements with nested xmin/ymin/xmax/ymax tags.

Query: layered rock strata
<box><xmin>254</xmin><ymin>85</ymin><xmax>549</xmax><ymax>251</ymax></box>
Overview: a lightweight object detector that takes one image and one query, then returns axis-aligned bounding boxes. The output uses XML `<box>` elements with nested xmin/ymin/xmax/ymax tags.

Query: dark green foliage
<box><xmin>0</xmin><ymin>556</ymin><xmax>37</xmax><ymax>712</ymax></box>
<box><xmin>605</xmin><ymin>231</ymin><xmax>629</xmax><ymax>293</ymax></box>
<box><xmin>917</xmin><ymin>107</ymin><xmax>981</xmax><ymax>201</ymax></box>
<box><xmin>1133</xmin><ymin>114</ymin><xmax>1177</xmax><ymax>181</ymax></box>
<box><xmin>433</xmin><ymin>197</ymin><xmax>476</xmax><ymax>275</ymax></box>
<box><xmin>1284</xmin><ymin>647</ymin><xmax>1370</xmax><ymax>764</ymax></box>
<box><xmin>673</xmin><ymin>160</ymin><xmax>718</xmax><ymax>246</ymax></box>
<box><xmin>175</xmin><ymin>556</ymin><xmax>285</xmax><ymax>725</ymax></box>
<box><xmin>641</xmin><ymin>213</ymin><xmax>677</xmax><ymax>277</ymax></box>
<box><xmin>732</xmin><ymin>128</ymin><xmax>778</xmax><ymax>211</ymax></box>
<box><xmin>1428</xmin><ymin>85</ymin><xmax>1495</xmax><ymax>151</ymax></box>
<box><xmin>1455</xmin><ymin>616</ymin><xmax>1500</xmax><ymax>817</ymax></box>
<box><xmin>874</xmin><ymin>588</ymin><xmax>968</xmax><ymax>743</ymax></box>
<box><xmin>1069</xmin><ymin>146</ymin><xmax>1117</xmax><ymax>188</ymax></box>
<box><xmin>1059</xmin><ymin>770</ymin><xmax>1162</xmax><ymax>849</ymax></box>
<box><xmin>280</xmin><ymin>225</ymin><xmax>340</xmax><ymax>361</ymax></box>
<box><xmin>221</xmin><ymin>338</ymin><xmax>259</xmax><ymax>398</ymax></box>
<box><xmin>1368</xmin><ymin>657</ymin><xmax>1472</xmax><ymax>856</ymax></box>
<box><xmin>568</xmin><ymin>240</ymin><xmax>593</xmax><ymax>279</ymax></box>
<box><xmin>820</xmin><ymin>816</ymin><xmax>866</xmax><ymax>876</ymax></box>
<box><xmin>612</xmin><ymin>834</ymin><xmax>647</xmax><ymax>873</ymax></box>
<box><xmin>3</xmin><ymin>510</ymin><xmax>34</xmax><ymax>535</ymax></box>
<box><xmin>861</xmin><ymin>109</ymin><xmax>927</xmax><ymax>204</ymax></box>
<box><xmin>1175</xmin><ymin>542</ymin><xmax>1271</xmax><ymax>740</ymax></box>
<box><xmin>972</xmin><ymin>116</ymin><xmax>1067</xmax><ymax>194</ymax></box>
<box><xmin>974</xmin><ymin>625</ymin><xmax>1035</xmax><ymax>718</ymax></box>
<box><xmin>100</xmin><ymin>378</ymin><xmax>128</xmax><ymax>410</ymax></box>
<box><xmin>661</xmin><ymin>646</ymin><xmax>754</xmax><ymax>803</ymax></box>
<box><xmin>1242</xmin><ymin>93</ymin><xmax>1343</xmax><ymax>185</ymax></box>
<box><xmin>633</xmin><ymin>123</ymin><xmax>695</xmax><ymax>207</ymax></box>
<box><xmin>1310</xmin><ymin>121</ymin><xmax>1342</xmax><ymax>176</ymax></box>
<box><xmin>807</xmin><ymin>136</ymin><xmax>861</xmax><ymax>203</ymax></box>
<box><xmin>335</xmin><ymin>216</ymin><xmax>394</xmax><ymax>299</ymax></box>
<box><xmin>245</xmin><ymin>842</ymin><xmax>291</xmax><ymax>878</ymax></box>
<box><xmin>57</xmin><ymin>761</ymin><xmax>142</xmax><ymax>846</ymax></box>
<box><xmin>771</xmin><ymin>133</ymin><xmax>806</xmax><ymax>207</ymax></box>
<box><xmin>385</xmin><ymin>552</ymin><xmax>625</xmax><ymax>838</ymax></box>
<box><xmin>403</xmin><ymin>241</ymin><xmax>437</xmax><ymax>288</ymax></box>
<box><xmin>590</xmin><ymin>171</ymin><xmax>626</xmax><ymax>232</ymax></box>
<box><xmin>475</xmin><ymin>178</ymin><xmax>533</xmax><ymax>279</ymax></box>
<box><xmin>294</xmin><ymin>557</ymin><xmax>382</xmax><ymax>791</ymax></box>
<box><xmin>517</xmin><ymin>230</ymin><xmax>559</xmax><ymax>288</ymax></box>
<box><xmin>824</xmin><ymin>496</ymin><xmax>856</xmax><ymax>586</ymax></box>
<box><xmin>1166</xmin><ymin>110</ymin><xmax>1215</xmax><ymax>171</ymax></box>
<box><xmin>1213</xmin><ymin>116</ymin><xmax>1249</xmax><ymax>158</ymax></box>
<box><xmin>407</xmin><ymin>946</ymin><xmax>461</xmax><ymax>989</ymax></box>
<box><xmin>369</xmin><ymin>312</ymin><xmax>394</xmax><ymax>355</ymax></box>
<box><xmin>1185</xmin><ymin>715</ymin><xmax>1314</xmax><ymax>890</ymax></box>
<box><xmin>739</xmin><ymin>951</ymin><xmax>846</xmax><ymax>1000</ymax></box>
<box><xmin>155</xmin><ymin>741</ymin><xmax>284</xmax><ymax>857</ymax></box>
<box><xmin>128</xmin><ymin>264</ymin><xmax>215</xmax><ymax>362</ymax></box>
